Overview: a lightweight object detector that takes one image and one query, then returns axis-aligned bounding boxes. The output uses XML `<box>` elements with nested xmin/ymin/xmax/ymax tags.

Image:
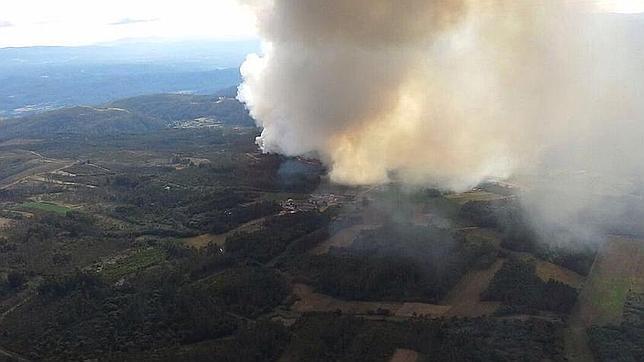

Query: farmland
<box><xmin>0</xmin><ymin>117</ymin><xmax>638</xmax><ymax>361</ymax></box>
<box><xmin>18</xmin><ymin>202</ymin><xmax>71</xmax><ymax>215</ymax></box>
<box><xmin>574</xmin><ymin>237</ymin><xmax>644</xmax><ymax>327</ymax></box>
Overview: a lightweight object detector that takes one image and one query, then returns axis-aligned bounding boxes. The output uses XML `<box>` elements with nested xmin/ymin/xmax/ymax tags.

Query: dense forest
<box><xmin>481</xmin><ymin>257</ymin><xmax>578</xmax><ymax>315</ymax></box>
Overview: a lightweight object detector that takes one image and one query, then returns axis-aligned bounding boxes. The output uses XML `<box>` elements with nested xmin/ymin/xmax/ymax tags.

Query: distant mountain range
<box><xmin>0</xmin><ymin>39</ymin><xmax>260</xmax><ymax>117</ymax></box>
<box><xmin>0</xmin><ymin>91</ymin><xmax>255</xmax><ymax>140</ymax></box>
<box><xmin>0</xmin><ymin>39</ymin><xmax>260</xmax><ymax>69</ymax></box>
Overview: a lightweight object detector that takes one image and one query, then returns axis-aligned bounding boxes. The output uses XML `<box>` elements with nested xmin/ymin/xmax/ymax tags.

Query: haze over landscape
<box><xmin>0</xmin><ymin>1</ymin><xmax>642</xmax><ymax>361</ymax></box>
<box><xmin>240</xmin><ymin>0</ymin><xmax>644</xmax><ymax>243</ymax></box>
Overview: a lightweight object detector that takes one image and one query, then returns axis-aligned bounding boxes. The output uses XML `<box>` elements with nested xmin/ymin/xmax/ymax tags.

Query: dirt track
<box><xmin>0</xmin><ymin>292</ymin><xmax>34</xmax><ymax>361</ymax></box>
<box><xmin>0</xmin><ymin>158</ymin><xmax>76</xmax><ymax>191</ymax></box>
<box><xmin>442</xmin><ymin>258</ymin><xmax>504</xmax><ymax>317</ymax></box>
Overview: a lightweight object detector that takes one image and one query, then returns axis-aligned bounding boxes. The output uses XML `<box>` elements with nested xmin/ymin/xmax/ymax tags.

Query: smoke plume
<box><xmin>239</xmin><ymin>0</ymin><xmax>644</xmax><ymax>241</ymax></box>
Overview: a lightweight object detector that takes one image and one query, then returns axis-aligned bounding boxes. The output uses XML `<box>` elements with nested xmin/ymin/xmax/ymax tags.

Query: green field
<box><xmin>575</xmin><ymin>238</ymin><xmax>644</xmax><ymax>326</ymax></box>
<box><xmin>100</xmin><ymin>248</ymin><xmax>167</xmax><ymax>281</ymax></box>
<box><xmin>19</xmin><ymin>201</ymin><xmax>72</xmax><ymax>215</ymax></box>
<box><xmin>587</xmin><ymin>277</ymin><xmax>632</xmax><ymax>323</ymax></box>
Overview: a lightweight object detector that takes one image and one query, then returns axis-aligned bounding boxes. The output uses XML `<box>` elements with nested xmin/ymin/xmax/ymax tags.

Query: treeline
<box><xmin>7</xmin><ymin>211</ymin><xmax>99</xmax><ymax>240</ymax></box>
<box><xmin>282</xmin><ymin>223</ymin><xmax>498</xmax><ymax>303</ymax></box>
<box><xmin>1</xmin><ymin>248</ymin><xmax>289</xmax><ymax>361</ymax></box>
<box><xmin>226</xmin><ymin>210</ymin><xmax>331</xmax><ymax>263</ymax></box>
<box><xmin>90</xmin><ymin>311</ymin><xmax>567</xmax><ymax>361</ymax></box>
<box><xmin>161</xmin><ymin>153</ymin><xmax>321</xmax><ymax>193</ymax></box>
<box><xmin>282</xmin><ymin>313</ymin><xmax>565</xmax><ymax>362</ymax></box>
<box><xmin>482</xmin><ymin>257</ymin><xmax>578</xmax><ymax>315</ymax></box>
<box><xmin>118</xmin><ymin>320</ymin><xmax>290</xmax><ymax>362</ymax></box>
<box><xmin>284</xmin><ymin>254</ymin><xmax>435</xmax><ymax>302</ymax></box>
<box><xmin>97</xmin><ymin>155</ymin><xmax>320</xmax><ymax>235</ymax></box>
<box><xmin>108</xmin><ymin>93</ymin><xmax>255</xmax><ymax>127</ymax></box>
<box><xmin>0</xmin><ymin>211</ymin><xmax>115</xmax><ymax>275</ymax></box>
<box><xmin>197</xmin><ymin>267</ymin><xmax>288</xmax><ymax>318</ymax></box>
<box><xmin>588</xmin><ymin>292</ymin><xmax>644</xmax><ymax>362</ymax></box>
<box><xmin>460</xmin><ymin>199</ymin><xmax>596</xmax><ymax>275</ymax></box>
<box><xmin>187</xmin><ymin>200</ymin><xmax>281</xmax><ymax>234</ymax></box>
<box><xmin>107</xmin><ymin>177</ymin><xmax>282</xmax><ymax>235</ymax></box>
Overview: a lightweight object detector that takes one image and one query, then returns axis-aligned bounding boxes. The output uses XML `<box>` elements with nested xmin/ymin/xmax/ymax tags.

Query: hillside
<box><xmin>0</xmin><ymin>106</ymin><xmax>162</xmax><ymax>138</ymax></box>
<box><xmin>0</xmin><ymin>126</ymin><xmax>579</xmax><ymax>361</ymax></box>
<box><xmin>0</xmin><ymin>93</ymin><xmax>255</xmax><ymax>140</ymax></box>
<box><xmin>108</xmin><ymin>93</ymin><xmax>253</xmax><ymax>125</ymax></box>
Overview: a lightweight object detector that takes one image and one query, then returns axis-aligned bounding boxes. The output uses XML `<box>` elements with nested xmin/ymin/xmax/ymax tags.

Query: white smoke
<box><xmin>238</xmin><ymin>0</ymin><xmax>644</xmax><ymax>241</ymax></box>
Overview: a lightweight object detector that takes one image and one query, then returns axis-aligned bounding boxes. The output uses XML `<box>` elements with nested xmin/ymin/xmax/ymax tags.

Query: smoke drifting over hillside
<box><xmin>239</xmin><ymin>0</ymin><xmax>644</xmax><ymax>241</ymax></box>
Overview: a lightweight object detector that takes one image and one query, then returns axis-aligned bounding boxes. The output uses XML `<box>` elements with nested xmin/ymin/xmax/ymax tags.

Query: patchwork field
<box><xmin>97</xmin><ymin>247</ymin><xmax>167</xmax><ymax>282</ymax></box>
<box><xmin>0</xmin><ymin>124</ymin><xmax>622</xmax><ymax>361</ymax></box>
<box><xmin>0</xmin><ymin>148</ymin><xmax>76</xmax><ymax>185</ymax></box>
<box><xmin>291</xmin><ymin>284</ymin><xmax>451</xmax><ymax>318</ymax></box>
<box><xmin>311</xmin><ymin>224</ymin><xmax>379</xmax><ymax>255</ymax></box>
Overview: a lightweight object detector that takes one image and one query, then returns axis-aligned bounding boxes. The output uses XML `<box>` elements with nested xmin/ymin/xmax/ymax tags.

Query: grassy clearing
<box><xmin>19</xmin><ymin>202</ymin><xmax>71</xmax><ymax>215</ymax></box>
<box><xmin>311</xmin><ymin>225</ymin><xmax>378</xmax><ymax>255</ymax></box>
<box><xmin>182</xmin><ymin>233</ymin><xmax>226</xmax><ymax>249</ymax></box>
<box><xmin>101</xmin><ymin>248</ymin><xmax>166</xmax><ymax>281</ymax></box>
<box><xmin>588</xmin><ymin>278</ymin><xmax>631</xmax><ymax>321</ymax></box>
<box><xmin>181</xmin><ymin>216</ymin><xmax>268</xmax><ymax>250</ymax></box>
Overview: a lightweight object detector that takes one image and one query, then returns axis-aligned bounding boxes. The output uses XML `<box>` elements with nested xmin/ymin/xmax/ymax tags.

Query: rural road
<box><xmin>0</xmin><ymin>294</ymin><xmax>33</xmax><ymax>361</ymax></box>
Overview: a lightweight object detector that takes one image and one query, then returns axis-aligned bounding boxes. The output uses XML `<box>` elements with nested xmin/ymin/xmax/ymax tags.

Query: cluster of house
<box><xmin>281</xmin><ymin>193</ymin><xmax>345</xmax><ymax>213</ymax></box>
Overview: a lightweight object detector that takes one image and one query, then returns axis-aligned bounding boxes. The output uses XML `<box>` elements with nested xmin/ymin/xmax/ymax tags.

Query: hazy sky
<box><xmin>0</xmin><ymin>0</ymin><xmax>257</xmax><ymax>48</ymax></box>
<box><xmin>0</xmin><ymin>0</ymin><xmax>642</xmax><ymax>48</ymax></box>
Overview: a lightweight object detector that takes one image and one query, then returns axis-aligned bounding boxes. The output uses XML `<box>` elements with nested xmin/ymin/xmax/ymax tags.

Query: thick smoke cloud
<box><xmin>239</xmin><ymin>0</ymin><xmax>644</xmax><ymax>241</ymax></box>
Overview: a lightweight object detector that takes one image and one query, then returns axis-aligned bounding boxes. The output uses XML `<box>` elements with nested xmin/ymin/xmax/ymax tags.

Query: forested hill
<box><xmin>0</xmin><ymin>93</ymin><xmax>255</xmax><ymax>140</ymax></box>
<box><xmin>107</xmin><ymin>93</ymin><xmax>252</xmax><ymax>125</ymax></box>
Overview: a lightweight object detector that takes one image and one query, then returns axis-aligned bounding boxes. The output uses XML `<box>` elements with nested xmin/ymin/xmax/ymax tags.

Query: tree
<box><xmin>7</xmin><ymin>271</ymin><xmax>26</xmax><ymax>290</ymax></box>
